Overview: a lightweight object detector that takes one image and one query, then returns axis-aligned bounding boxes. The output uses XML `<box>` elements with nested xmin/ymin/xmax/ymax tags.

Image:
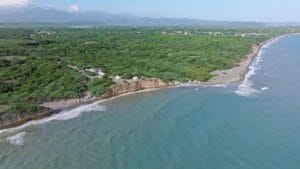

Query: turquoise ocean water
<box><xmin>1</xmin><ymin>35</ymin><xmax>300</xmax><ymax>169</ymax></box>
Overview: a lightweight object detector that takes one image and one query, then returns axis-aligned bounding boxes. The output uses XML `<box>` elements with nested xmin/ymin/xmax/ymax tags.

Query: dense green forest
<box><xmin>0</xmin><ymin>26</ymin><xmax>295</xmax><ymax>114</ymax></box>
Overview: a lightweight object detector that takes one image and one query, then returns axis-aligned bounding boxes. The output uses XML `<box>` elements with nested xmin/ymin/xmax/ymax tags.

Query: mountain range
<box><xmin>0</xmin><ymin>6</ymin><xmax>288</xmax><ymax>26</ymax></box>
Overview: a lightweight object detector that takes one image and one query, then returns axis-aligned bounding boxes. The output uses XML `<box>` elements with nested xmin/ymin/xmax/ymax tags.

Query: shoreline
<box><xmin>0</xmin><ymin>35</ymin><xmax>282</xmax><ymax>130</ymax></box>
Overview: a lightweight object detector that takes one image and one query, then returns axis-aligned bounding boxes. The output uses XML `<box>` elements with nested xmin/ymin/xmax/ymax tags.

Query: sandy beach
<box><xmin>208</xmin><ymin>45</ymin><xmax>260</xmax><ymax>84</ymax></box>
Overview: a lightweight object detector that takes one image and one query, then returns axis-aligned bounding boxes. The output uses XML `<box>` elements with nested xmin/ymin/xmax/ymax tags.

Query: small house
<box><xmin>115</xmin><ymin>76</ymin><xmax>121</xmax><ymax>80</ymax></box>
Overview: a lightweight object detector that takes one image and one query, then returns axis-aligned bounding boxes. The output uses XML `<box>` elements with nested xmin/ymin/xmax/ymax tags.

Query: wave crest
<box><xmin>6</xmin><ymin>132</ymin><xmax>26</xmax><ymax>146</ymax></box>
<box><xmin>213</xmin><ymin>84</ymin><xmax>227</xmax><ymax>88</ymax></box>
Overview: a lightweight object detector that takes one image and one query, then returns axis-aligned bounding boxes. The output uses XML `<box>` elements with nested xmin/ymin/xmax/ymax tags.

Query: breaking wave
<box><xmin>212</xmin><ymin>84</ymin><xmax>227</xmax><ymax>88</ymax></box>
<box><xmin>0</xmin><ymin>102</ymin><xmax>106</xmax><ymax>136</ymax></box>
<box><xmin>235</xmin><ymin>37</ymin><xmax>282</xmax><ymax>97</ymax></box>
<box><xmin>261</xmin><ymin>87</ymin><xmax>269</xmax><ymax>91</ymax></box>
<box><xmin>7</xmin><ymin>132</ymin><xmax>26</xmax><ymax>146</ymax></box>
<box><xmin>55</xmin><ymin>102</ymin><xmax>106</xmax><ymax>121</ymax></box>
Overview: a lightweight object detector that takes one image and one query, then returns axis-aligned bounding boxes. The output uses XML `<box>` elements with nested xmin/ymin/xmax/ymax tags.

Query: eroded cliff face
<box><xmin>0</xmin><ymin>108</ymin><xmax>60</xmax><ymax>129</ymax></box>
<box><xmin>102</xmin><ymin>78</ymin><xmax>170</xmax><ymax>98</ymax></box>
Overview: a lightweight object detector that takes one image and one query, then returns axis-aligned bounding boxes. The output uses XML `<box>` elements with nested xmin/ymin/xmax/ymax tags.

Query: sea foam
<box><xmin>6</xmin><ymin>132</ymin><xmax>26</xmax><ymax>146</ymax></box>
<box><xmin>0</xmin><ymin>102</ymin><xmax>106</xmax><ymax>136</ymax></box>
<box><xmin>235</xmin><ymin>37</ymin><xmax>282</xmax><ymax>97</ymax></box>
<box><xmin>212</xmin><ymin>84</ymin><xmax>227</xmax><ymax>88</ymax></box>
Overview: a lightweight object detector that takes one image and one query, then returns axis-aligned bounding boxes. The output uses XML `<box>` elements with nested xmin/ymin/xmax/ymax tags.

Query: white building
<box><xmin>115</xmin><ymin>76</ymin><xmax>122</xmax><ymax>80</ymax></box>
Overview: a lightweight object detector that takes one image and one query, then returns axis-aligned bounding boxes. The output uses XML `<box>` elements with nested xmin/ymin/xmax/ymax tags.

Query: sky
<box><xmin>0</xmin><ymin>0</ymin><xmax>300</xmax><ymax>22</ymax></box>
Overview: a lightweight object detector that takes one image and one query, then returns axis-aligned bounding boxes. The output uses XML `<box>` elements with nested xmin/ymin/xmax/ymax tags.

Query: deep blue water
<box><xmin>1</xmin><ymin>35</ymin><xmax>300</xmax><ymax>169</ymax></box>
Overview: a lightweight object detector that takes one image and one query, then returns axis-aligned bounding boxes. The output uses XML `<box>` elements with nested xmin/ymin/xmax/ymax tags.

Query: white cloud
<box><xmin>0</xmin><ymin>0</ymin><xmax>32</xmax><ymax>7</ymax></box>
<box><xmin>68</xmin><ymin>4</ymin><xmax>79</xmax><ymax>13</ymax></box>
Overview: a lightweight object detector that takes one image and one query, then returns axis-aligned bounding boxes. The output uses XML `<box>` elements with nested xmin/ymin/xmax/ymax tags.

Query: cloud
<box><xmin>0</xmin><ymin>0</ymin><xmax>32</xmax><ymax>7</ymax></box>
<box><xmin>68</xmin><ymin>4</ymin><xmax>79</xmax><ymax>13</ymax></box>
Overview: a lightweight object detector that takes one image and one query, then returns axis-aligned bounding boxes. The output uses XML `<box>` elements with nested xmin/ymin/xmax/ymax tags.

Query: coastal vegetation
<box><xmin>0</xmin><ymin>26</ymin><xmax>296</xmax><ymax>114</ymax></box>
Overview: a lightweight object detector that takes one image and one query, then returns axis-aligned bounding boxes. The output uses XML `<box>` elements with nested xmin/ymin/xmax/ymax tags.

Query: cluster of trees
<box><xmin>0</xmin><ymin>26</ymin><xmax>276</xmax><ymax>113</ymax></box>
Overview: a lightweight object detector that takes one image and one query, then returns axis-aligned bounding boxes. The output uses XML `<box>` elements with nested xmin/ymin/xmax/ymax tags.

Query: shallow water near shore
<box><xmin>1</xmin><ymin>35</ymin><xmax>300</xmax><ymax>169</ymax></box>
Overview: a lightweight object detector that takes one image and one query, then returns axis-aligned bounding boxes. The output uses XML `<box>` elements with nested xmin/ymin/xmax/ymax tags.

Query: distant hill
<box><xmin>0</xmin><ymin>6</ymin><xmax>267</xmax><ymax>26</ymax></box>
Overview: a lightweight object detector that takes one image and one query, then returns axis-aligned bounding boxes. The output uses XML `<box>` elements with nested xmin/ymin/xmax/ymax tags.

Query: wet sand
<box><xmin>208</xmin><ymin>44</ymin><xmax>260</xmax><ymax>84</ymax></box>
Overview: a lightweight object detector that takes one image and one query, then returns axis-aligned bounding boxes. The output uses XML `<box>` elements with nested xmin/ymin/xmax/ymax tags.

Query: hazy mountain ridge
<box><xmin>0</xmin><ymin>6</ymin><xmax>268</xmax><ymax>26</ymax></box>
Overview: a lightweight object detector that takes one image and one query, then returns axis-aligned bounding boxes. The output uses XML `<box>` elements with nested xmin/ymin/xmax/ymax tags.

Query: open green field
<box><xmin>0</xmin><ymin>26</ymin><xmax>295</xmax><ymax>113</ymax></box>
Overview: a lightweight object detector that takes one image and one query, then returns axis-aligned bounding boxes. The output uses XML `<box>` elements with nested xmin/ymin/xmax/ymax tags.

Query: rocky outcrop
<box><xmin>0</xmin><ymin>108</ymin><xmax>60</xmax><ymax>129</ymax></box>
<box><xmin>102</xmin><ymin>78</ymin><xmax>171</xmax><ymax>98</ymax></box>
